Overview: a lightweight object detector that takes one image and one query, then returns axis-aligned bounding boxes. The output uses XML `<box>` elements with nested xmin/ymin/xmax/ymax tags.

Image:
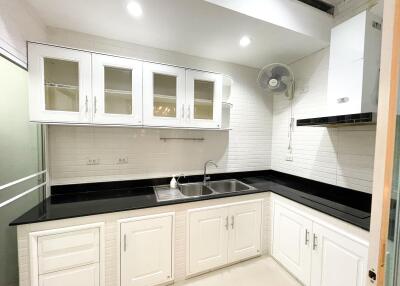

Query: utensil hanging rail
<box><xmin>160</xmin><ymin>137</ymin><xmax>205</xmax><ymax>142</ymax></box>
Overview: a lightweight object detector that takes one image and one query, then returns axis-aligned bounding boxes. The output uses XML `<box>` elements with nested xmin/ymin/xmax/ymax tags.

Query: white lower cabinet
<box><xmin>272</xmin><ymin>197</ymin><xmax>368</xmax><ymax>286</ymax></box>
<box><xmin>310</xmin><ymin>223</ymin><xmax>368</xmax><ymax>286</ymax></box>
<box><xmin>120</xmin><ymin>213</ymin><xmax>174</xmax><ymax>286</ymax></box>
<box><xmin>39</xmin><ymin>263</ymin><xmax>99</xmax><ymax>286</ymax></box>
<box><xmin>187</xmin><ymin>200</ymin><xmax>262</xmax><ymax>276</ymax></box>
<box><xmin>29</xmin><ymin>223</ymin><xmax>103</xmax><ymax>286</ymax></box>
<box><xmin>272</xmin><ymin>202</ymin><xmax>312</xmax><ymax>285</ymax></box>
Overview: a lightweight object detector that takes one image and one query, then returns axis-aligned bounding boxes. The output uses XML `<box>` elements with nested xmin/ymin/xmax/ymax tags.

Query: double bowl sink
<box><xmin>154</xmin><ymin>179</ymin><xmax>256</xmax><ymax>202</ymax></box>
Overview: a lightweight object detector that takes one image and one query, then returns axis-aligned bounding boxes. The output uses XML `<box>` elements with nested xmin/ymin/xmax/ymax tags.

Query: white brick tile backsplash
<box><xmin>47</xmin><ymin>29</ymin><xmax>375</xmax><ymax>194</ymax></box>
<box><xmin>271</xmin><ymin>48</ymin><xmax>376</xmax><ymax>193</ymax></box>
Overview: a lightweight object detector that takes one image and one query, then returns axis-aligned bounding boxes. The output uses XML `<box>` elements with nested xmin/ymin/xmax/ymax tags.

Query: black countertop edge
<box><xmin>10</xmin><ymin>170</ymin><xmax>372</xmax><ymax>230</ymax></box>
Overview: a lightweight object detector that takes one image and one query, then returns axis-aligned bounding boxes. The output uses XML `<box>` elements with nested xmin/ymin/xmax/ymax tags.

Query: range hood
<box><xmin>297</xmin><ymin>10</ymin><xmax>381</xmax><ymax>127</ymax></box>
<box><xmin>297</xmin><ymin>112</ymin><xmax>376</xmax><ymax>127</ymax></box>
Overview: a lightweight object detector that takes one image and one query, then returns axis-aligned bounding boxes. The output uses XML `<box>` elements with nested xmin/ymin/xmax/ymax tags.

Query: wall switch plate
<box><xmin>285</xmin><ymin>153</ymin><xmax>293</xmax><ymax>161</ymax></box>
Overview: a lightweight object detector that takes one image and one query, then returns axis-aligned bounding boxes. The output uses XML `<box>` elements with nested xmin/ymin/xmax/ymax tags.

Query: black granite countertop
<box><xmin>10</xmin><ymin>170</ymin><xmax>372</xmax><ymax>230</ymax></box>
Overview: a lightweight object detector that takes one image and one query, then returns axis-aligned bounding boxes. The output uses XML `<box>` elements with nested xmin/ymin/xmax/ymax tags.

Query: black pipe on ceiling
<box><xmin>296</xmin><ymin>0</ymin><xmax>335</xmax><ymax>15</ymax></box>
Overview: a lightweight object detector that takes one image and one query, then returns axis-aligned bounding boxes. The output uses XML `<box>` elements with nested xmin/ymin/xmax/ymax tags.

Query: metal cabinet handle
<box><xmin>187</xmin><ymin>105</ymin><xmax>191</xmax><ymax>119</ymax></box>
<box><xmin>124</xmin><ymin>234</ymin><xmax>127</xmax><ymax>252</ymax></box>
<box><xmin>181</xmin><ymin>104</ymin><xmax>184</xmax><ymax>119</ymax></box>
<box><xmin>225</xmin><ymin>216</ymin><xmax>229</xmax><ymax>230</ymax></box>
<box><xmin>231</xmin><ymin>216</ymin><xmax>235</xmax><ymax>229</ymax></box>
<box><xmin>85</xmin><ymin>95</ymin><xmax>89</xmax><ymax>113</ymax></box>
<box><xmin>94</xmin><ymin>97</ymin><xmax>97</xmax><ymax>113</ymax></box>
<box><xmin>313</xmin><ymin>234</ymin><xmax>318</xmax><ymax>250</ymax></box>
<box><xmin>305</xmin><ymin>229</ymin><xmax>310</xmax><ymax>246</ymax></box>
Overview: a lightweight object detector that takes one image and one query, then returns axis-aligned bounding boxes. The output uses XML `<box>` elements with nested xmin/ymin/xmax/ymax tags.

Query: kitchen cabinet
<box><xmin>143</xmin><ymin>62</ymin><xmax>186</xmax><ymax>127</ymax></box>
<box><xmin>228</xmin><ymin>201</ymin><xmax>262</xmax><ymax>263</ymax></box>
<box><xmin>28</xmin><ymin>43</ymin><xmax>225</xmax><ymax>129</ymax></box>
<box><xmin>272</xmin><ymin>197</ymin><xmax>368</xmax><ymax>286</ymax></box>
<box><xmin>310</xmin><ymin>223</ymin><xmax>368</xmax><ymax>286</ymax></box>
<box><xmin>187</xmin><ymin>199</ymin><xmax>262</xmax><ymax>276</ymax></box>
<box><xmin>92</xmin><ymin>54</ymin><xmax>143</xmax><ymax>125</ymax></box>
<box><xmin>39</xmin><ymin>264</ymin><xmax>99</xmax><ymax>286</ymax></box>
<box><xmin>272</xmin><ymin>202</ymin><xmax>312</xmax><ymax>285</ymax></box>
<box><xmin>28</xmin><ymin>43</ymin><xmax>92</xmax><ymax>123</ymax></box>
<box><xmin>120</xmin><ymin>213</ymin><xmax>174</xmax><ymax>286</ymax></box>
<box><xmin>29</xmin><ymin>223</ymin><xmax>103</xmax><ymax>286</ymax></box>
<box><xmin>185</xmin><ymin>70</ymin><xmax>222</xmax><ymax>128</ymax></box>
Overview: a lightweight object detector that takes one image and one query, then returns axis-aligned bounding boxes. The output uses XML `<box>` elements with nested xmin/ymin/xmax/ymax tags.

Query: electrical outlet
<box><xmin>117</xmin><ymin>157</ymin><xmax>129</xmax><ymax>164</ymax></box>
<box><xmin>285</xmin><ymin>153</ymin><xmax>293</xmax><ymax>161</ymax></box>
<box><xmin>87</xmin><ymin>158</ymin><xmax>100</xmax><ymax>165</ymax></box>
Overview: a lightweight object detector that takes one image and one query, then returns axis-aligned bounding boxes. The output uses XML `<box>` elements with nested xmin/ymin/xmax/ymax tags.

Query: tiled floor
<box><xmin>176</xmin><ymin>256</ymin><xmax>302</xmax><ymax>286</ymax></box>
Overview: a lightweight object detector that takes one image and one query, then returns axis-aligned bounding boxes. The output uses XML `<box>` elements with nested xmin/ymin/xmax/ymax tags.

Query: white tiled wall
<box><xmin>47</xmin><ymin>29</ymin><xmax>273</xmax><ymax>185</ymax></box>
<box><xmin>271</xmin><ymin>48</ymin><xmax>376</xmax><ymax>193</ymax></box>
<box><xmin>47</xmin><ymin>26</ymin><xmax>377</xmax><ymax>193</ymax></box>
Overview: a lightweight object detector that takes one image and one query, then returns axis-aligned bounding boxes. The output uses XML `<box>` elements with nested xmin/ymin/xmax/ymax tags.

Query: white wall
<box><xmin>46</xmin><ymin>28</ymin><xmax>273</xmax><ymax>185</ymax></box>
<box><xmin>271</xmin><ymin>48</ymin><xmax>376</xmax><ymax>193</ymax></box>
<box><xmin>0</xmin><ymin>0</ymin><xmax>46</xmax><ymax>67</ymax></box>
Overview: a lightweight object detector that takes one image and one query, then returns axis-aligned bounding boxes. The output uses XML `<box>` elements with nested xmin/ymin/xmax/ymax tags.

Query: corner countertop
<box><xmin>10</xmin><ymin>171</ymin><xmax>371</xmax><ymax>230</ymax></box>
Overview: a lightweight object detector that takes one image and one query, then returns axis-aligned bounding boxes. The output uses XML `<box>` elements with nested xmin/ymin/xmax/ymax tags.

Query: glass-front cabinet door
<box><xmin>92</xmin><ymin>54</ymin><xmax>142</xmax><ymax>125</ymax></box>
<box><xmin>28</xmin><ymin>43</ymin><xmax>91</xmax><ymax>123</ymax></box>
<box><xmin>143</xmin><ymin>63</ymin><xmax>185</xmax><ymax>127</ymax></box>
<box><xmin>185</xmin><ymin>70</ymin><xmax>222</xmax><ymax>128</ymax></box>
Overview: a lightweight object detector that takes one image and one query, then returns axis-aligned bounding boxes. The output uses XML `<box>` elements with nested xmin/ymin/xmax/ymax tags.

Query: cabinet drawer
<box><xmin>39</xmin><ymin>263</ymin><xmax>99</xmax><ymax>286</ymax></box>
<box><xmin>38</xmin><ymin>228</ymin><xmax>99</xmax><ymax>274</ymax></box>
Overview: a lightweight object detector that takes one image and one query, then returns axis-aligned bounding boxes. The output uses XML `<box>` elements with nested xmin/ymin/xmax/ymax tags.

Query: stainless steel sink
<box><xmin>154</xmin><ymin>179</ymin><xmax>255</xmax><ymax>202</ymax></box>
<box><xmin>207</xmin><ymin>179</ymin><xmax>255</xmax><ymax>193</ymax></box>
<box><xmin>179</xmin><ymin>183</ymin><xmax>213</xmax><ymax>197</ymax></box>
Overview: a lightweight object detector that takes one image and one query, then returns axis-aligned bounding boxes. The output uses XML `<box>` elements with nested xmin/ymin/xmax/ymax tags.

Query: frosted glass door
<box><xmin>92</xmin><ymin>54</ymin><xmax>142</xmax><ymax>125</ymax></box>
<box><xmin>28</xmin><ymin>43</ymin><xmax>91</xmax><ymax>123</ymax></box>
<box><xmin>186</xmin><ymin>70</ymin><xmax>222</xmax><ymax>128</ymax></box>
<box><xmin>143</xmin><ymin>63</ymin><xmax>185</xmax><ymax>127</ymax></box>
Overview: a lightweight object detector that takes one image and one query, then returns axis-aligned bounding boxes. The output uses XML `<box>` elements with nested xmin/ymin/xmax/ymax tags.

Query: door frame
<box><xmin>368</xmin><ymin>0</ymin><xmax>400</xmax><ymax>284</ymax></box>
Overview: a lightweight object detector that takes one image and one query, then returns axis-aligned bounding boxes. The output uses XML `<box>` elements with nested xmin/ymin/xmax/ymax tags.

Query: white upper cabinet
<box><xmin>28</xmin><ymin>43</ymin><xmax>225</xmax><ymax>129</ymax></box>
<box><xmin>28</xmin><ymin>43</ymin><xmax>92</xmax><ymax>123</ymax></box>
<box><xmin>143</xmin><ymin>63</ymin><xmax>186</xmax><ymax>127</ymax></box>
<box><xmin>185</xmin><ymin>70</ymin><xmax>222</xmax><ymax>128</ymax></box>
<box><xmin>92</xmin><ymin>54</ymin><xmax>143</xmax><ymax>125</ymax></box>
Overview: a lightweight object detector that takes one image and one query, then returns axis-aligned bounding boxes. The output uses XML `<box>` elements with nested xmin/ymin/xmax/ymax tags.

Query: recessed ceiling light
<box><xmin>239</xmin><ymin>36</ymin><xmax>251</xmax><ymax>47</ymax></box>
<box><xmin>127</xmin><ymin>2</ymin><xmax>143</xmax><ymax>18</ymax></box>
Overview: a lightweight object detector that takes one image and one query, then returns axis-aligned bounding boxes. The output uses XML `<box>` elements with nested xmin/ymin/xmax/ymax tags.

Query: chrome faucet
<box><xmin>203</xmin><ymin>160</ymin><xmax>218</xmax><ymax>185</ymax></box>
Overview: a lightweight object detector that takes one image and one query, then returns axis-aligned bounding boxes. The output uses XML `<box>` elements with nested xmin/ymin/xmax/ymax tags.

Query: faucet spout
<box><xmin>203</xmin><ymin>160</ymin><xmax>218</xmax><ymax>185</ymax></box>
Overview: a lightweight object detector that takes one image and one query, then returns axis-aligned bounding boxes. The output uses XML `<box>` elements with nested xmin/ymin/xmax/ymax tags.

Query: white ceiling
<box><xmin>26</xmin><ymin>0</ymin><xmax>329</xmax><ymax>68</ymax></box>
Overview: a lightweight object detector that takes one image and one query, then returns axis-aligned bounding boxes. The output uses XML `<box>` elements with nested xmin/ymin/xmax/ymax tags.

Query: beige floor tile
<box><xmin>175</xmin><ymin>256</ymin><xmax>302</xmax><ymax>286</ymax></box>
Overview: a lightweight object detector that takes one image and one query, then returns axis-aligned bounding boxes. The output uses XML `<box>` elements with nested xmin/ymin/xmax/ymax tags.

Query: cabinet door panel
<box><xmin>28</xmin><ymin>43</ymin><xmax>92</xmax><ymax>123</ymax></box>
<box><xmin>143</xmin><ymin>63</ymin><xmax>185</xmax><ymax>127</ymax></box>
<box><xmin>39</xmin><ymin>263</ymin><xmax>99</xmax><ymax>286</ymax></box>
<box><xmin>92</xmin><ymin>54</ymin><xmax>143</xmax><ymax>125</ymax></box>
<box><xmin>228</xmin><ymin>201</ymin><xmax>262</xmax><ymax>263</ymax></box>
<box><xmin>38</xmin><ymin>228</ymin><xmax>99</xmax><ymax>274</ymax></box>
<box><xmin>311</xmin><ymin>223</ymin><xmax>368</xmax><ymax>286</ymax></box>
<box><xmin>121</xmin><ymin>215</ymin><xmax>173</xmax><ymax>286</ymax></box>
<box><xmin>188</xmin><ymin>206</ymin><xmax>229</xmax><ymax>275</ymax></box>
<box><xmin>272</xmin><ymin>202</ymin><xmax>312</xmax><ymax>285</ymax></box>
<box><xmin>185</xmin><ymin>70</ymin><xmax>222</xmax><ymax>128</ymax></box>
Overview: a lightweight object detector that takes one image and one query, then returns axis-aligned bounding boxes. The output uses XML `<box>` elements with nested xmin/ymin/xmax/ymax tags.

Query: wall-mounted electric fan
<box><xmin>257</xmin><ymin>63</ymin><xmax>295</xmax><ymax>99</ymax></box>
